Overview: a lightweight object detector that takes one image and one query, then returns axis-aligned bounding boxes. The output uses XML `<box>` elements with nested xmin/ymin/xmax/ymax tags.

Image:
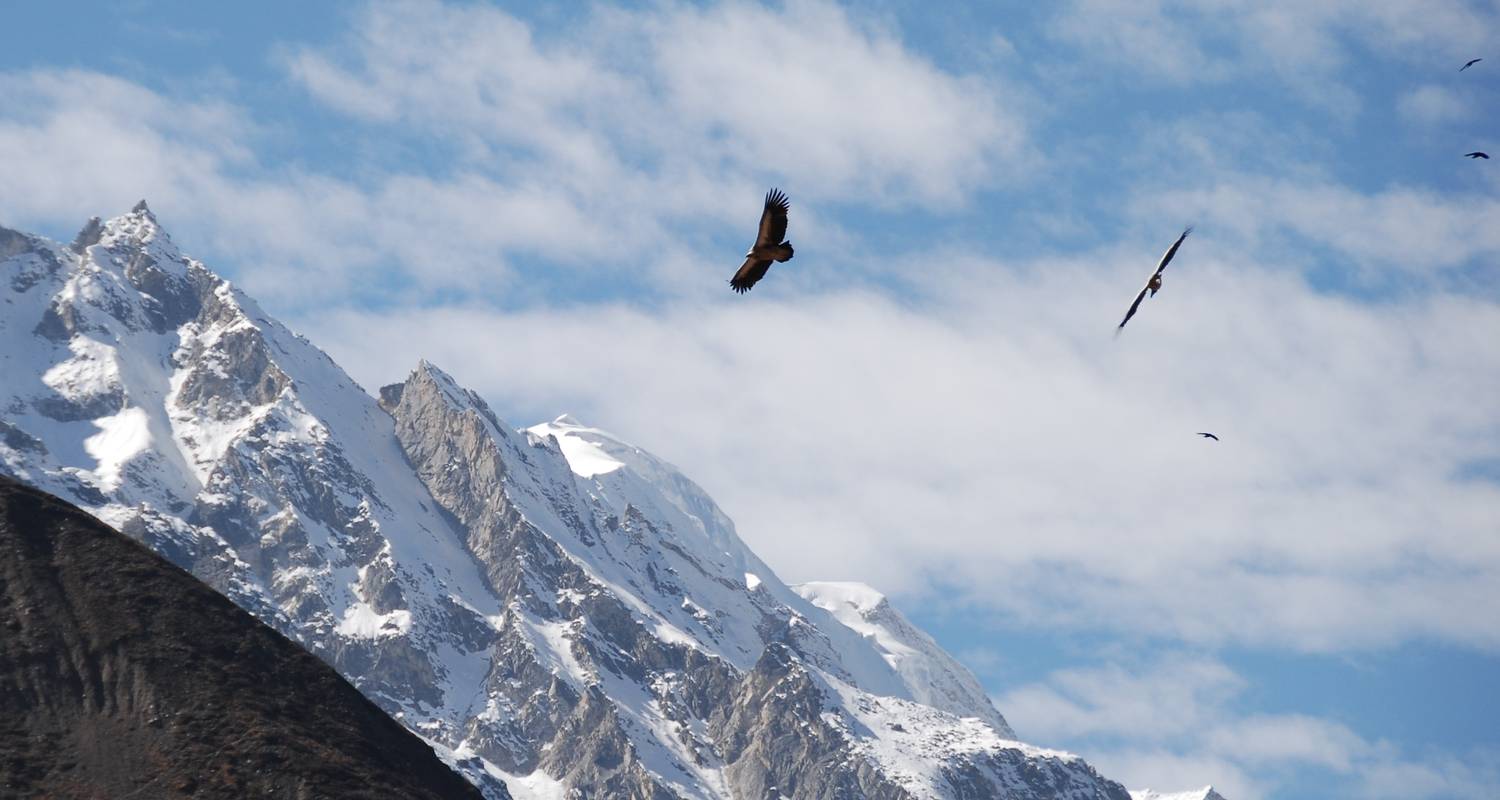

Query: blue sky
<box><xmin>2</xmin><ymin>2</ymin><xmax>1498</xmax><ymax>798</ymax></box>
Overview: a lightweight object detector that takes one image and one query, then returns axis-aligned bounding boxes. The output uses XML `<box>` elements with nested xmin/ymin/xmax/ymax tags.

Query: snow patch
<box><xmin>527</xmin><ymin>415</ymin><xmax>625</xmax><ymax>478</ymax></box>
<box><xmin>1132</xmin><ymin>788</ymin><xmax>1226</xmax><ymax>800</ymax></box>
<box><xmin>43</xmin><ymin>336</ymin><xmax>121</xmax><ymax>401</ymax></box>
<box><xmin>499</xmin><ymin>768</ymin><xmax>569</xmax><ymax>800</ymax></box>
<box><xmin>84</xmin><ymin>407</ymin><xmax>151</xmax><ymax>490</ymax></box>
<box><xmin>823</xmin><ymin>673</ymin><xmax>1074</xmax><ymax>797</ymax></box>
<box><xmin>335</xmin><ymin>602</ymin><xmax>413</xmax><ymax>639</ymax></box>
<box><xmin>515</xmin><ymin>614</ymin><xmax>592</xmax><ymax>689</ymax></box>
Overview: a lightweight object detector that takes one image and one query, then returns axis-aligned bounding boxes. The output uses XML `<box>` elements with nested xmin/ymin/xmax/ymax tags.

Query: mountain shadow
<box><xmin>0</xmin><ymin>474</ymin><xmax>491</xmax><ymax>800</ymax></box>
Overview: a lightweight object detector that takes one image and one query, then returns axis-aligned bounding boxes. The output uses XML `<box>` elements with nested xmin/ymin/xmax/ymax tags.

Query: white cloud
<box><xmin>1396</xmin><ymin>85</ymin><xmax>1476</xmax><ymax>127</ymax></box>
<box><xmin>0</xmin><ymin>70</ymin><xmax>250</xmax><ymax>225</ymax></box>
<box><xmin>997</xmin><ymin>657</ymin><xmax>1243</xmax><ymax>742</ymax></box>
<box><xmin>1048</xmin><ymin>0</ymin><xmax>1499</xmax><ymax>113</ymax></box>
<box><xmin>996</xmin><ymin>654</ymin><xmax>1500</xmax><ymax>800</ymax></box>
<box><xmin>1054</xmin><ymin>0</ymin><xmax>1498</xmax><ymax>78</ymax></box>
<box><xmin>1138</xmin><ymin>176</ymin><xmax>1500</xmax><ymax>279</ymax></box>
<box><xmin>285</xmin><ymin>0</ymin><xmax>1029</xmax><ymax>207</ymax></box>
<box><xmin>1356</xmin><ymin>753</ymin><xmax>1500</xmax><ymax>800</ymax></box>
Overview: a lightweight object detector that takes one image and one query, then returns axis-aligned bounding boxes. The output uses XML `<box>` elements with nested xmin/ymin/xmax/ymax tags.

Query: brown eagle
<box><xmin>1117</xmin><ymin>226</ymin><xmax>1192</xmax><ymax>333</ymax></box>
<box><xmin>730</xmin><ymin>189</ymin><xmax>794</xmax><ymax>293</ymax></box>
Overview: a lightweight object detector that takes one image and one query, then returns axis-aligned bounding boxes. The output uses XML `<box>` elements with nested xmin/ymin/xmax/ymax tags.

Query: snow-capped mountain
<box><xmin>1</xmin><ymin>205</ymin><xmax>1141</xmax><ymax>799</ymax></box>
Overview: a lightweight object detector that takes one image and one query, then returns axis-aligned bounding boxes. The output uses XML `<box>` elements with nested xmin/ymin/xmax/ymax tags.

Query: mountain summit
<box><xmin>1</xmin><ymin>207</ymin><xmax>1136</xmax><ymax>799</ymax></box>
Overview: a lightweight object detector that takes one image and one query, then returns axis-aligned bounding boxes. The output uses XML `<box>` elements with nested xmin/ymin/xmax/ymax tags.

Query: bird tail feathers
<box><xmin>775</xmin><ymin>242</ymin><xmax>794</xmax><ymax>262</ymax></box>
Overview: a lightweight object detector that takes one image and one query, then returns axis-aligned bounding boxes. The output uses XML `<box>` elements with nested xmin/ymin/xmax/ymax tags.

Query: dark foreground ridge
<box><xmin>0</xmin><ymin>475</ymin><xmax>487</xmax><ymax>800</ymax></box>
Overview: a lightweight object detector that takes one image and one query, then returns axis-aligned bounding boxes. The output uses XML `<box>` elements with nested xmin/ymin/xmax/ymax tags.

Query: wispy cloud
<box><xmin>1139</xmin><ymin>175</ymin><xmax>1500</xmax><ymax>279</ymax></box>
<box><xmin>997</xmin><ymin>654</ymin><xmax>1500</xmax><ymax>799</ymax></box>
<box><xmin>284</xmin><ymin>0</ymin><xmax>1029</xmax><ymax>205</ymax></box>
<box><xmin>1396</xmin><ymin>84</ymin><xmax>1476</xmax><ymax>127</ymax></box>
<box><xmin>1048</xmin><ymin>0</ymin><xmax>1498</xmax><ymax>99</ymax></box>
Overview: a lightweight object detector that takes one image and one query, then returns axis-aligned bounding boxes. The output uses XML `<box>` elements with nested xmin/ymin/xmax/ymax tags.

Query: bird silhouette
<box><xmin>1465</xmin><ymin>152</ymin><xmax>1490</xmax><ymax>159</ymax></box>
<box><xmin>1461</xmin><ymin>58</ymin><xmax>1482</xmax><ymax>71</ymax></box>
<box><xmin>1117</xmin><ymin>227</ymin><xmax>1192</xmax><ymax>333</ymax></box>
<box><xmin>730</xmin><ymin>189</ymin><xmax>794</xmax><ymax>293</ymax></box>
<box><xmin>1196</xmin><ymin>432</ymin><xmax>1219</xmax><ymax>441</ymax></box>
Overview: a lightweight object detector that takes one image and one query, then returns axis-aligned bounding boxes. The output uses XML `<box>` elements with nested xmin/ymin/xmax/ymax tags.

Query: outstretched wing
<box><xmin>755</xmin><ymin>189</ymin><xmax>790</xmax><ymax>249</ymax></box>
<box><xmin>730</xmin><ymin>258</ymin><xmax>772</xmax><ymax>293</ymax></box>
<box><xmin>1197</xmin><ymin>432</ymin><xmax>1219</xmax><ymax>440</ymax></box>
<box><xmin>1466</xmin><ymin>152</ymin><xmax>1490</xmax><ymax>159</ymax></box>
<box><xmin>1117</xmin><ymin>285</ymin><xmax>1150</xmax><ymax>331</ymax></box>
<box><xmin>1461</xmin><ymin>58</ymin><xmax>1482</xmax><ymax>70</ymax></box>
<box><xmin>1153</xmin><ymin>226</ymin><xmax>1193</xmax><ymax>276</ymax></box>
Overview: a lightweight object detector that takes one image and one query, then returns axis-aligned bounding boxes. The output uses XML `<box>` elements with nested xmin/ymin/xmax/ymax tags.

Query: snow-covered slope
<box><xmin>795</xmin><ymin>581</ymin><xmax>1015</xmax><ymax>737</ymax></box>
<box><xmin>1</xmin><ymin>206</ymin><xmax>1144</xmax><ymax>800</ymax></box>
<box><xmin>1131</xmin><ymin>788</ymin><xmax>1229</xmax><ymax>800</ymax></box>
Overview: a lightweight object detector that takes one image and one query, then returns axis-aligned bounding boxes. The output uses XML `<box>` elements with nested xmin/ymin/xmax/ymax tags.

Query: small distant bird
<box><xmin>1117</xmin><ymin>227</ymin><xmax>1192</xmax><ymax>332</ymax></box>
<box><xmin>1197</xmin><ymin>432</ymin><xmax>1219</xmax><ymax>441</ymax></box>
<box><xmin>1461</xmin><ymin>58</ymin><xmax>1482</xmax><ymax>71</ymax></box>
<box><xmin>1465</xmin><ymin>152</ymin><xmax>1490</xmax><ymax>159</ymax></box>
<box><xmin>730</xmin><ymin>189</ymin><xmax>794</xmax><ymax>293</ymax></box>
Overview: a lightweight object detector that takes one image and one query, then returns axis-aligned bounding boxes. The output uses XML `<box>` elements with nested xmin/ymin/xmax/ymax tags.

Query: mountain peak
<box><xmin>95</xmin><ymin>201</ymin><xmax>179</xmax><ymax>263</ymax></box>
<box><xmin>796</xmin><ymin>581</ymin><xmax>888</xmax><ymax>613</ymax></box>
<box><xmin>409</xmin><ymin>359</ymin><xmax>479</xmax><ymax>412</ymax></box>
<box><xmin>413</xmin><ymin>358</ymin><xmax>456</xmax><ymax>385</ymax></box>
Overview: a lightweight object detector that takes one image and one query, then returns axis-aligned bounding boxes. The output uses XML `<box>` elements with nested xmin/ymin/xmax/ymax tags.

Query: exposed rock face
<box><xmin>710</xmin><ymin>644</ymin><xmax>909</xmax><ymax>800</ymax></box>
<box><xmin>1</xmin><ymin>207</ymin><xmax>1139</xmax><ymax>800</ymax></box>
<box><xmin>0</xmin><ymin>474</ymin><xmax>491</xmax><ymax>800</ymax></box>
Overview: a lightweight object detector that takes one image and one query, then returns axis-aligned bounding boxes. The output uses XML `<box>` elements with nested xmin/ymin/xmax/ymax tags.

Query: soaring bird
<box><xmin>1461</xmin><ymin>58</ymin><xmax>1482</xmax><ymax>71</ymax></box>
<box><xmin>730</xmin><ymin>189</ymin><xmax>794</xmax><ymax>293</ymax></box>
<box><xmin>1197</xmin><ymin>432</ymin><xmax>1220</xmax><ymax>441</ymax></box>
<box><xmin>1465</xmin><ymin>152</ymin><xmax>1490</xmax><ymax>159</ymax></box>
<box><xmin>1117</xmin><ymin>227</ymin><xmax>1192</xmax><ymax>332</ymax></box>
